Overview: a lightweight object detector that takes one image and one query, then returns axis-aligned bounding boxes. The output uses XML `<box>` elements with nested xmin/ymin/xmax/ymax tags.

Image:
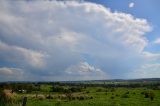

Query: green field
<box><xmin>1</xmin><ymin>81</ymin><xmax>160</xmax><ymax>106</ymax></box>
<box><xmin>26</xmin><ymin>88</ymin><xmax>160</xmax><ymax>106</ymax></box>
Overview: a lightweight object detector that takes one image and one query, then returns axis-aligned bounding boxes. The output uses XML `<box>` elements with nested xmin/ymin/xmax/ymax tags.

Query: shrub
<box><xmin>110</xmin><ymin>96</ymin><xmax>114</xmax><ymax>99</ymax></box>
<box><xmin>37</xmin><ymin>94</ymin><xmax>45</xmax><ymax>100</ymax></box>
<box><xmin>143</xmin><ymin>91</ymin><xmax>155</xmax><ymax>100</ymax></box>
<box><xmin>70</xmin><ymin>87</ymin><xmax>82</xmax><ymax>92</ymax></box>
<box><xmin>116</xmin><ymin>94</ymin><xmax>119</xmax><ymax>97</ymax></box>
<box><xmin>51</xmin><ymin>86</ymin><xmax>65</xmax><ymax>92</ymax></box>
<box><xmin>90</xmin><ymin>96</ymin><xmax>93</xmax><ymax>99</ymax></box>
<box><xmin>125</xmin><ymin>91</ymin><xmax>129</xmax><ymax>94</ymax></box>
<box><xmin>79</xmin><ymin>96</ymin><xmax>85</xmax><ymax>100</ymax></box>
<box><xmin>144</xmin><ymin>92</ymin><xmax>149</xmax><ymax>98</ymax></box>
<box><xmin>58</xmin><ymin>94</ymin><xmax>67</xmax><ymax>100</ymax></box>
<box><xmin>46</xmin><ymin>94</ymin><xmax>53</xmax><ymax>99</ymax></box>
<box><xmin>71</xmin><ymin>96</ymin><xmax>76</xmax><ymax>100</ymax></box>
<box><xmin>121</xmin><ymin>93</ymin><xmax>130</xmax><ymax>98</ymax></box>
<box><xmin>0</xmin><ymin>89</ymin><xmax>7</xmax><ymax>105</ymax></box>
<box><xmin>0</xmin><ymin>89</ymin><xmax>20</xmax><ymax>105</ymax></box>
<box><xmin>51</xmin><ymin>86</ymin><xmax>82</xmax><ymax>93</ymax></box>
<box><xmin>149</xmin><ymin>91</ymin><xmax>155</xmax><ymax>101</ymax></box>
<box><xmin>110</xmin><ymin>88</ymin><xmax>115</xmax><ymax>92</ymax></box>
<box><xmin>133</xmin><ymin>92</ymin><xmax>136</xmax><ymax>94</ymax></box>
<box><xmin>96</xmin><ymin>88</ymin><xmax>103</xmax><ymax>92</ymax></box>
<box><xmin>141</xmin><ymin>91</ymin><xmax>144</xmax><ymax>95</ymax></box>
<box><xmin>86</xmin><ymin>91</ymin><xmax>90</xmax><ymax>93</ymax></box>
<box><xmin>55</xmin><ymin>101</ymin><xmax>61</xmax><ymax>106</ymax></box>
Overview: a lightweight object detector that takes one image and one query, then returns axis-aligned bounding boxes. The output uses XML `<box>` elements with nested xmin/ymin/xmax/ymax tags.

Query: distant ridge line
<box><xmin>1</xmin><ymin>78</ymin><xmax>160</xmax><ymax>83</ymax></box>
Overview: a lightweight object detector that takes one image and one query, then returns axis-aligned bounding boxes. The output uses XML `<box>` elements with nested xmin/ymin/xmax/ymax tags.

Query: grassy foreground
<box><xmin>1</xmin><ymin>81</ymin><xmax>160</xmax><ymax>106</ymax></box>
<box><xmin>26</xmin><ymin>88</ymin><xmax>160</xmax><ymax>106</ymax></box>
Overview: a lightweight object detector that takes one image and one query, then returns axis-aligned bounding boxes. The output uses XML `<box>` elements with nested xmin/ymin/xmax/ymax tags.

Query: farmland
<box><xmin>0</xmin><ymin>79</ymin><xmax>160</xmax><ymax>106</ymax></box>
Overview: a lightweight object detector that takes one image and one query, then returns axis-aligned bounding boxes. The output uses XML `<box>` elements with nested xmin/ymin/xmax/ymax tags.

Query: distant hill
<box><xmin>1</xmin><ymin>78</ymin><xmax>160</xmax><ymax>84</ymax></box>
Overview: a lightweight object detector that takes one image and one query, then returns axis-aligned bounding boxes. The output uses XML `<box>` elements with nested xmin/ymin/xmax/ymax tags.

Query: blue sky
<box><xmin>0</xmin><ymin>0</ymin><xmax>160</xmax><ymax>81</ymax></box>
<box><xmin>90</xmin><ymin>0</ymin><xmax>160</xmax><ymax>52</ymax></box>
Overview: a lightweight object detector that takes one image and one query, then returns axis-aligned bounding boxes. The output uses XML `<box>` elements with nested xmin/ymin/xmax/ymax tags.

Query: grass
<box><xmin>23</xmin><ymin>87</ymin><xmax>160</xmax><ymax>106</ymax></box>
<box><xmin>1</xmin><ymin>85</ymin><xmax>160</xmax><ymax>106</ymax></box>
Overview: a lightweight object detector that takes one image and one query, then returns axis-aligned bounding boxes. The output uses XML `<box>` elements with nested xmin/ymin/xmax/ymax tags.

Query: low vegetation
<box><xmin>0</xmin><ymin>80</ymin><xmax>160</xmax><ymax>106</ymax></box>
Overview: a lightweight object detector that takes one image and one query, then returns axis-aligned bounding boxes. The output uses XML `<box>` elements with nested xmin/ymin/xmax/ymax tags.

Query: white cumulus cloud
<box><xmin>0</xmin><ymin>40</ymin><xmax>46</xmax><ymax>69</ymax></box>
<box><xmin>65</xmin><ymin>62</ymin><xmax>102</xmax><ymax>74</ymax></box>
<box><xmin>65</xmin><ymin>62</ymin><xmax>108</xmax><ymax>80</ymax></box>
<box><xmin>0</xmin><ymin>0</ymin><xmax>153</xmax><ymax>81</ymax></box>
<box><xmin>0</xmin><ymin>67</ymin><xmax>24</xmax><ymax>81</ymax></box>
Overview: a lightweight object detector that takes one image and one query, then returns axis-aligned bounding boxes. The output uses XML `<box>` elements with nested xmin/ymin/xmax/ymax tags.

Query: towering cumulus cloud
<box><xmin>0</xmin><ymin>0</ymin><xmax>153</xmax><ymax>81</ymax></box>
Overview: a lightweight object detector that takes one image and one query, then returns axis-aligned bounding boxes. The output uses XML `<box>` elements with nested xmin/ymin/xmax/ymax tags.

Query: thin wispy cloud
<box><xmin>153</xmin><ymin>38</ymin><xmax>160</xmax><ymax>44</ymax></box>
<box><xmin>129</xmin><ymin>2</ymin><xmax>135</xmax><ymax>8</ymax></box>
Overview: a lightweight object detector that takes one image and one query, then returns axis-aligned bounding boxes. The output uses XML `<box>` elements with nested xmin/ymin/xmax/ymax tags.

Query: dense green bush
<box><xmin>0</xmin><ymin>89</ymin><xmax>6</xmax><ymax>106</ymax></box>
<box><xmin>51</xmin><ymin>86</ymin><xmax>65</xmax><ymax>92</ymax></box>
<box><xmin>51</xmin><ymin>86</ymin><xmax>82</xmax><ymax>93</ymax></box>
<box><xmin>143</xmin><ymin>91</ymin><xmax>155</xmax><ymax>100</ymax></box>
<box><xmin>96</xmin><ymin>88</ymin><xmax>103</xmax><ymax>92</ymax></box>
<box><xmin>121</xmin><ymin>93</ymin><xmax>130</xmax><ymax>98</ymax></box>
<box><xmin>110</xmin><ymin>96</ymin><xmax>114</xmax><ymax>99</ymax></box>
<box><xmin>70</xmin><ymin>87</ymin><xmax>82</xmax><ymax>92</ymax></box>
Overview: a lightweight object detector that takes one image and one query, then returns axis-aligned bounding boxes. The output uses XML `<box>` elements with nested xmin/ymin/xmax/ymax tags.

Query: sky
<box><xmin>0</xmin><ymin>0</ymin><xmax>160</xmax><ymax>81</ymax></box>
